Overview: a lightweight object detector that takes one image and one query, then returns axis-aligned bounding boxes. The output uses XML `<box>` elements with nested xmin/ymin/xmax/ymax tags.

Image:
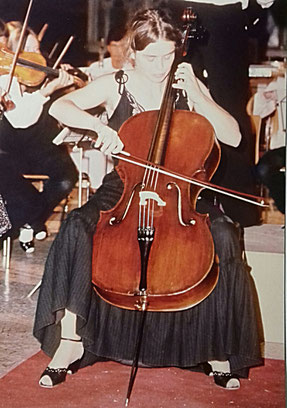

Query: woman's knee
<box><xmin>210</xmin><ymin>216</ymin><xmax>242</xmax><ymax>261</ymax></box>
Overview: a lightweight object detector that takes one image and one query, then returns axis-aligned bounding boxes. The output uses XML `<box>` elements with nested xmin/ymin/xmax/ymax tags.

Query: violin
<box><xmin>0</xmin><ymin>43</ymin><xmax>88</xmax><ymax>87</ymax></box>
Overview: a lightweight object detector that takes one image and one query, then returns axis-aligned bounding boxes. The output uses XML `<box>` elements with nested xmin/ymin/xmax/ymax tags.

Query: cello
<box><xmin>92</xmin><ymin>8</ymin><xmax>220</xmax><ymax>313</ymax></box>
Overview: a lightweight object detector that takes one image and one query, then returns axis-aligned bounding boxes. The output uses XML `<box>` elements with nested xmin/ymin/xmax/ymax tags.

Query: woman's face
<box><xmin>134</xmin><ymin>40</ymin><xmax>175</xmax><ymax>83</ymax></box>
<box><xmin>107</xmin><ymin>38</ymin><xmax>127</xmax><ymax>69</ymax></box>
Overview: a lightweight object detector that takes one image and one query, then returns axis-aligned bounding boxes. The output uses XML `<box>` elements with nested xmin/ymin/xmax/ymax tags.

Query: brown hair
<box><xmin>6</xmin><ymin>21</ymin><xmax>39</xmax><ymax>52</ymax></box>
<box><xmin>0</xmin><ymin>19</ymin><xmax>8</xmax><ymax>40</ymax></box>
<box><xmin>127</xmin><ymin>9</ymin><xmax>182</xmax><ymax>53</ymax></box>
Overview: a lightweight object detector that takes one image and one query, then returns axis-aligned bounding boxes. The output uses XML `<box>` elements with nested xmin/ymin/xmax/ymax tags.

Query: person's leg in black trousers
<box><xmin>0</xmin><ymin>109</ymin><xmax>78</xmax><ymax>247</ymax></box>
<box><xmin>22</xmin><ymin>141</ymin><xmax>78</xmax><ymax>233</ymax></box>
<box><xmin>0</xmin><ymin>152</ymin><xmax>45</xmax><ymax>234</ymax></box>
<box><xmin>255</xmin><ymin>147</ymin><xmax>285</xmax><ymax>214</ymax></box>
<box><xmin>16</xmin><ymin>111</ymin><xmax>78</xmax><ymax>233</ymax></box>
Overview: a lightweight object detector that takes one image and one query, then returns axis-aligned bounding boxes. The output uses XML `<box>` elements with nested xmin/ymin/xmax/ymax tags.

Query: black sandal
<box><xmin>200</xmin><ymin>362</ymin><xmax>213</xmax><ymax>376</ymax></box>
<box><xmin>213</xmin><ymin>371</ymin><xmax>240</xmax><ymax>390</ymax></box>
<box><xmin>19</xmin><ymin>240</ymin><xmax>34</xmax><ymax>253</ymax></box>
<box><xmin>39</xmin><ymin>337</ymin><xmax>83</xmax><ymax>388</ymax></box>
<box><xmin>39</xmin><ymin>366</ymin><xmax>69</xmax><ymax>388</ymax></box>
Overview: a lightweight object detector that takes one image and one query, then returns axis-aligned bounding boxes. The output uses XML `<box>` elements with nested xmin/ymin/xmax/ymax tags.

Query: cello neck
<box><xmin>147</xmin><ymin>10</ymin><xmax>195</xmax><ymax>165</ymax></box>
<box><xmin>147</xmin><ymin>56</ymin><xmax>180</xmax><ymax>165</ymax></box>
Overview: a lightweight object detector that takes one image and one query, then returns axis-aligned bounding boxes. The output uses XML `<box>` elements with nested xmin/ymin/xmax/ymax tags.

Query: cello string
<box><xmin>142</xmin><ymin>201</ymin><xmax>146</xmax><ymax>229</ymax></box>
<box><xmin>150</xmin><ymin>170</ymin><xmax>159</xmax><ymax>229</ymax></box>
<box><xmin>140</xmin><ymin>160</ymin><xmax>153</xmax><ymax>229</ymax></box>
<box><xmin>148</xmin><ymin>167</ymin><xmax>157</xmax><ymax>229</ymax></box>
<box><xmin>139</xmin><ymin>166</ymin><xmax>148</xmax><ymax>229</ymax></box>
<box><xmin>141</xmin><ymin>164</ymin><xmax>150</xmax><ymax>229</ymax></box>
<box><xmin>141</xmin><ymin>162</ymin><xmax>158</xmax><ymax>229</ymax></box>
<box><xmin>138</xmin><ymin>203</ymin><xmax>142</xmax><ymax>228</ymax></box>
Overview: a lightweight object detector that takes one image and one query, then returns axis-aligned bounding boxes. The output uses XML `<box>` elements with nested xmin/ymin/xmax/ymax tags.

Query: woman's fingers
<box><xmin>60</xmin><ymin>63</ymin><xmax>74</xmax><ymax>71</ymax></box>
<box><xmin>48</xmin><ymin>70</ymin><xmax>74</xmax><ymax>91</ymax></box>
<box><xmin>57</xmin><ymin>69</ymin><xmax>74</xmax><ymax>87</ymax></box>
<box><xmin>41</xmin><ymin>70</ymin><xmax>74</xmax><ymax>97</ymax></box>
<box><xmin>111</xmin><ymin>138</ymin><xmax>124</xmax><ymax>154</ymax></box>
<box><xmin>95</xmin><ymin>126</ymin><xmax>124</xmax><ymax>155</ymax></box>
<box><xmin>173</xmin><ymin>62</ymin><xmax>202</xmax><ymax>102</ymax></box>
<box><xmin>174</xmin><ymin>63</ymin><xmax>194</xmax><ymax>82</ymax></box>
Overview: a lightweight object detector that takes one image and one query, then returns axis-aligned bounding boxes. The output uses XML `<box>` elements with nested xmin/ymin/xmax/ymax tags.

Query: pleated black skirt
<box><xmin>33</xmin><ymin>171</ymin><xmax>263</xmax><ymax>377</ymax></box>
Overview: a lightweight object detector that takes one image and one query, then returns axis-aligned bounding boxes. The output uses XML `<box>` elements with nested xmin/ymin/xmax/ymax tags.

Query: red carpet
<box><xmin>0</xmin><ymin>352</ymin><xmax>285</xmax><ymax>408</ymax></box>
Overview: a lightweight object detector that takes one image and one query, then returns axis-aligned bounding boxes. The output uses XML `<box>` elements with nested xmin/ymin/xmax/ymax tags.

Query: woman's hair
<box><xmin>127</xmin><ymin>8</ymin><xmax>182</xmax><ymax>54</ymax></box>
<box><xmin>6</xmin><ymin>21</ymin><xmax>40</xmax><ymax>52</ymax></box>
<box><xmin>0</xmin><ymin>19</ymin><xmax>9</xmax><ymax>40</ymax></box>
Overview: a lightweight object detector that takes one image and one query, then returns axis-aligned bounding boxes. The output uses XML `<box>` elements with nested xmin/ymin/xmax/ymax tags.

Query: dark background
<box><xmin>0</xmin><ymin>0</ymin><xmax>286</xmax><ymax>66</ymax></box>
<box><xmin>0</xmin><ymin>0</ymin><xmax>88</xmax><ymax>65</ymax></box>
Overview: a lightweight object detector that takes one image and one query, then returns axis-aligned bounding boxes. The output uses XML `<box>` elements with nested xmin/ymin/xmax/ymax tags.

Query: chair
<box><xmin>73</xmin><ymin>146</ymin><xmax>91</xmax><ymax>206</ymax></box>
<box><xmin>247</xmin><ymin>94</ymin><xmax>279</xmax><ymax>164</ymax></box>
<box><xmin>246</xmin><ymin>95</ymin><xmax>262</xmax><ymax>164</ymax></box>
<box><xmin>2</xmin><ymin>236</ymin><xmax>11</xmax><ymax>270</ymax></box>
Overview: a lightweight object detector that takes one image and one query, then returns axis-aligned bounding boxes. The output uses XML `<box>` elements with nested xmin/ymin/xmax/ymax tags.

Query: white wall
<box><xmin>246</xmin><ymin>250</ymin><xmax>284</xmax><ymax>345</ymax></box>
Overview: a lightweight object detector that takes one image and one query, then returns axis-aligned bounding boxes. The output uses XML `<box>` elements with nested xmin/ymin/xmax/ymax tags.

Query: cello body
<box><xmin>92</xmin><ymin>109</ymin><xmax>220</xmax><ymax>311</ymax></box>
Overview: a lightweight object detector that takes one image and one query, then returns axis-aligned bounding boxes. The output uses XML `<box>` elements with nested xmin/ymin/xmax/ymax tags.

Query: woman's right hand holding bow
<box><xmin>93</xmin><ymin>117</ymin><xmax>124</xmax><ymax>156</ymax></box>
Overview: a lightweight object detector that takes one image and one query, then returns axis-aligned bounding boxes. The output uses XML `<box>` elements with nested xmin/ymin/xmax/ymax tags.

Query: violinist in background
<box><xmin>6</xmin><ymin>20</ymin><xmax>40</xmax><ymax>53</ymax></box>
<box><xmin>253</xmin><ymin>75</ymin><xmax>286</xmax><ymax>214</ymax></box>
<box><xmin>0</xmin><ymin>19</ymin><xmax>77</xmax><ymax>252</ymax></box>
<box><xmin>0</xmin><ymin>18</ymin><xmax>8</xmax><ymax>45</ymax></box>
<box><xmin>256</xmin><ymin>146</ymin><xmax>285</xmax><ymax>214</ymax></box>
<box><xmin>34</xmin><ymin>8</ymin><xmax>263</xmax><ymax>393</ymax></box>
<box><xmin>82</xmin><ymin>25</ymin><xmax>130</xmax><ymax>81</ymax></box>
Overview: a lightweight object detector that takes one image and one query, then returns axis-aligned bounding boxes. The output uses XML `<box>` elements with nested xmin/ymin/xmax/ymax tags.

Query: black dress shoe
<box><xmin>213</xmin><ymin>371</ymin><xmax>240</xmax><ymax>390</ymax></box>
<box><xmin>39</xmin><ymin>358</ymin><xmax>82</xmax><ymax>388</ymax></box>
<box><xmin>67</xmin><ymin>358</ymin><xmax>82</xmax><ymax>375</ymax></box>
<box><xmin>39</xmin><ymin>337</ymin><xmax>83</xmax><ymax>388</ymax></box>
<box><xmin>200</xmin><ymin>362</ymin><xmax>213</xmax><ymax>376</ymax></box>
<box><xmin>19</xmin><ymin>240</ymin><xmax>34</xmax><ymax>253</ymax></box>
<box><xmin>39</xmin><ymin>366</ymin><xmax>68</xmax><ymax>388</ymax></box>
<box><xmin>34</xmin><ymin>225</ymin><xmax>48</xmax><ymax>241</ymax></box>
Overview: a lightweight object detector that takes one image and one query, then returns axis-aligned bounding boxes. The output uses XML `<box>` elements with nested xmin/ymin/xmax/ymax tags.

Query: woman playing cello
<box><xmin>34</xmin><ymin>8</ymin><xmax>262</xmax><ymax>391</ymax></box>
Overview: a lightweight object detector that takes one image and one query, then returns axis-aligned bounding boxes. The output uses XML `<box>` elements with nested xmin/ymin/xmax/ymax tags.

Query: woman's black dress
<box><xmin>33</xmin><ymin>75</ymin><xmax>263</xmax><ymax>377</ymax></box>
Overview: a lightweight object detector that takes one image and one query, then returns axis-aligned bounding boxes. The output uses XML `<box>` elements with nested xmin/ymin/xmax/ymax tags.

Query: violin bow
<box><xmin>41</xmin><ymin>35</ymin><xmax>74</xmax><ymax>89</ymax></box>
<box><xmin>3</xmin><ymin>0</ymin><xmax>35</xmax><ymax>96</ymax></box>
<box><xmin>110</xmin><ymin>151</ymin><xmax>269</xmax><ymax>208</ymax></box>
<box><xmin>37</xmin><ymin>23</ymin><xmax>48</xmax><ymax>43</ymax></box>
<box><xmin>48</xmin><ymin>42</ymin><xmax>59</xmax><ymax>60</ymax></box>
<box><xmin>52</xmin><ymin>36</ymin><xmax>74</xmax><ymax>69</ymax></box>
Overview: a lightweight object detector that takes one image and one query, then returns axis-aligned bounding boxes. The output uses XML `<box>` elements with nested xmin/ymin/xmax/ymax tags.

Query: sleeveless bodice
<box><xmin>107</xmin><ymin>70</ymin><xmax>188</xmax><ymax>132</ymax></box>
